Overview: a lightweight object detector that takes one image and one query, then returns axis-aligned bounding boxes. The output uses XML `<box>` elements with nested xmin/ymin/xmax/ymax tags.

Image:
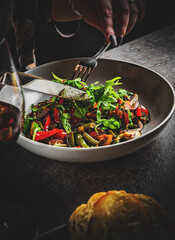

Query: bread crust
<box><xmin>69</xmin><ymin>190</ymin><xmax>175</xmax><ymax>240</ymax></box>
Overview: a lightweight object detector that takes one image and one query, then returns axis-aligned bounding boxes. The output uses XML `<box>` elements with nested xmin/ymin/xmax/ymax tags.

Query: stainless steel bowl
<box><xmin>17</xmin><ymin>58</ymin><xmax>175</xmax><ymax>162</ymax></box>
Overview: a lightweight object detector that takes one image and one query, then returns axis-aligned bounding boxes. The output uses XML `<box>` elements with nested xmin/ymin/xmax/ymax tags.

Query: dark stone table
<box><xmin>1</xmin><ymin>24</ymin><xmax>175</xmax><ymax>235</ymax></box>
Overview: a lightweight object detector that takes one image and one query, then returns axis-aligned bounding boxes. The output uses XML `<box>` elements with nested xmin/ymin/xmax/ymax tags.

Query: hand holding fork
<box><xmin>70</xmin><ymin>35</ymin><xmax>120</xmax><ymax>82</ymax></box>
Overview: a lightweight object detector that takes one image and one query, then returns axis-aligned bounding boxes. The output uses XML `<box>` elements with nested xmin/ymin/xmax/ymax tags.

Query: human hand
<box><xmin>75</xmin><ymin>0</ymin><xmax>145</xmax><ymax>45</ymax></box>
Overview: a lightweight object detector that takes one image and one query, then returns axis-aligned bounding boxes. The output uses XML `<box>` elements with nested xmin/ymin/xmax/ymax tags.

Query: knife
<box><xmin>23</xmin><ymin>79</ymin><xmax>89</xmax><ymax>101</ymax></box>
<box><xmin>1</xmin><ymin>72</ymin><xmax>89</xmax><ymax>101</ymax></box>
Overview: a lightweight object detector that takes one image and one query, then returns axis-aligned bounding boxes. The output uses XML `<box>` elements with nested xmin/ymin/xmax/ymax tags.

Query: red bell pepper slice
<box><xmin>58</xmin><ymin>98</ymin><xmax>64</xmax><ymax>104</ymax></box>
<box><xmin>89</xmin><ymin>130</ymin><xmax>104</xmax><ymax>138</ymax></box>
<box><xmin>54</xmin><ymin>108</ymin><xmax>60</xmax><ymax>123</ymax></box>
<box><xmin>44</xmin><ymin>113</ymin><xmax>51</xmax><ymax>131</ymax></box>
<box><xmin>35</xmin><ymin>128</ymin><xmax>66</xmax><ymax>141</ymax></box>
<box><xmin>93</xmin><ymin>102</ymin><xmax>98</xmax><ymax>109</ymax></box>
<box><xmin>136</xmin><ymin>107</ymin><xmax>142</xmax><ymax>117</ymax></box>
<box><xmin>89</xmin><ymin>131</ymin><xmax>99</xmax><ymax>138</ymax></box>
<box><xmin>117</xmin><ymin>98</ymin><xmax>123</xmax><ymax>104</ymax></box>
<box><xmin>52</xmin><ymin>129</ymin><xmax>67</xmax><ymax>140</ymax></box>
<box><xmin>140</xmin><ymin>105</ymin><xmax>149</xmax><ymax>115</ymax></box>
<box><xmin>136</xmin><ymin>105</ymin><xmax>149</xmax><ymax>117</ymax></box>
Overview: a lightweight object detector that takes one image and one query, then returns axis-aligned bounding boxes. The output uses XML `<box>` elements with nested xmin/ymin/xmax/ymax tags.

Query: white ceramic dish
<box><xmin>17</xmin><ymin>59</ymin><xmax>175</xmax><ymax>163</ymax></box>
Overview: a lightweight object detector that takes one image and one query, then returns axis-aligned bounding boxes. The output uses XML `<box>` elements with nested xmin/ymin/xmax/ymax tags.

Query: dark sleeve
<box><xmin>0</xmin><ymin>0</ymin><xmax>13</xmax><ymax>42</ymax></box>
<box><xmin>36</xmin><ymin>0</ymin><xmax>81</xmax><ymax>38</ymax></box>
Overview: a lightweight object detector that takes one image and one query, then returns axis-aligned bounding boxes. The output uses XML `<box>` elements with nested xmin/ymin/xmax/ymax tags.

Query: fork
<box><xmin>70</xmin><ymin>42</ymin><xmax>111</xmax><ymax>82</ymax></box>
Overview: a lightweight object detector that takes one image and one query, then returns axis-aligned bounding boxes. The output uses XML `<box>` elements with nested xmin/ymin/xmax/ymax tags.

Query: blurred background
<box><xmin>123</xmin><ymin>0</ymin><xmax>175</xmax><ymax>43</ymax></box>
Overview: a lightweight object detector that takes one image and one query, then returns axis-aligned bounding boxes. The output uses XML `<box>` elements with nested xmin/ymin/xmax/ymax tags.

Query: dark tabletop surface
<box><xmin>1</xmin><ymin>24</ymin><xmax>175</xmax><ymax>236</ymax></box>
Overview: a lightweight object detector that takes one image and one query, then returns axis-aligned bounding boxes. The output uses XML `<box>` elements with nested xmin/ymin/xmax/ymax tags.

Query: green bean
<box><xmin>76</xmin><ymin>133</ymin><xmax>89</xmax><ymax>148</ymax></box>
<box><xmin>108</xmin><ymin>130</ymin><xmax>117</xmax><ymax>138</ymax></box>
<box><xmin>84</xmin><ymin>122</ymin><xmax>96</xmax><ymax>130</ymax></box>
<box><xmin>78</xmin><ymin>122</ymin><xmax>96</xmax><ymax>134</ymax></box>
<box><xmin>66</xmin><ymin>132</ymin><xmax>75</xmax><ymax>147</ymax></box>
<box><xmin>82</xmin><ymin>132</ymin><xmax>99</xmax><ymax>146</ymax></box>
<box><xmin>37</xmin><ymin>121</ymin><xmax>44</xmax><ymax>130</ymax></box>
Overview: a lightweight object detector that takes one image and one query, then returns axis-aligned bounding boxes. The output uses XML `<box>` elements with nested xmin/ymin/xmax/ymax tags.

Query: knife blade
<box><xmin>23</xmin><ymin>79</ymin><xmax>89</xmax><ymax>101</ymax></box>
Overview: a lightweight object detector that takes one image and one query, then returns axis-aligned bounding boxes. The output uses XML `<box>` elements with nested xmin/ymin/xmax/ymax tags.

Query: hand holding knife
<box><xmin>0</xmin><ymin>72</ymin><xmax>89</xmax><ymax>101</ymax></box>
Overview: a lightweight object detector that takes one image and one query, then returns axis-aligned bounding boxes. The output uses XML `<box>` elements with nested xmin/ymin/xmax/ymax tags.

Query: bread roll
<box><xmin>69</xmin><ymin>190</ymin><xmax>175</xmax><ymax>240</ymax></box>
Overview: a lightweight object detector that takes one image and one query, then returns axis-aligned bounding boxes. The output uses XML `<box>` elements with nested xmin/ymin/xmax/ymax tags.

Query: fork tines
<box><xmin>71</xmin><ymin>58</ymin><xmax>97</xmax><ymax>82</ymax></box>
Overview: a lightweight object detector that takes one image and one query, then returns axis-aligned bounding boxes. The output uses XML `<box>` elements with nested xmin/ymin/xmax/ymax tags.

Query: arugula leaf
<box><xmin>118</xmin><ymin>88</ymin><xmax>134</xmax><ymax>98</ymax></box>
<box><xmin>52</xmin><ymin>73</ymin><xmax>87</xmax><ymax>90</ymax></box>
<box><xmin>104</xmin><ymin>96</ymin><xmax>117</xmax><ymax>103</ymax></box>
<box><xmin>27</xmin><ymin>115</ymin><xmax>36</xmax><ymax>121</ymax></box>
<box><xmin>52</xmin><ymin>73</ymin><xmax>64</xmax><ymax>83</ymax></box>
<box><xmin>96</xmin><ymin>117</ymin><xmax>120</xmax><ymax>130</ymax></box>
<box><xmin>84</xmin><ymin>77</ymin><xmax>123</xmax><ymax>122</ymax></box>
<box><xmin>29</xmin><ymin>102</ymin><xmax>53</xmax><ymax>112</ymax></box>
<box><xmin>55</xmin><ymin>103</ymin><xmax>71</xmax><ymax>133</ymax></box>
<box><xmin>74</xmin><ymin>102</ymin><xmax>89</xmax><ymax>120</ymax></box>
<box><xmin>127</xmin><ymin>110</ymin><xmax>134</xmax><ymax>127</ymax></box>
<box><xmin>101</xmin><ymin>102</ymin><xmax>116</xmax><ymax>111</ymax></box>
<box><xmin>96</xmin><ymin>109</ymin><xmax>102</xmax><ymax>121</ymax></box>
<box><xmin>22</xmin><ymin>118</ymin><xmax>31</xmax><ymax>134</ymax></box>
<box><xmin>60</xmin><ymin>113</ymin><xmax>71</xmax><ymax>133</ymax></box>
<box><xmin>32</xmin><ymin>122</ymin><xmax>42</xmax><ymax>140</ymax></box>
<box><xmin>86</xmin><ymin>83</ymin><xmax>104</xmax><ymax>104</ymax></box>
<box><xmin>103</xmin><ymin>77</ymin><xmax>122</xmax><ymax>97</ymax></box>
